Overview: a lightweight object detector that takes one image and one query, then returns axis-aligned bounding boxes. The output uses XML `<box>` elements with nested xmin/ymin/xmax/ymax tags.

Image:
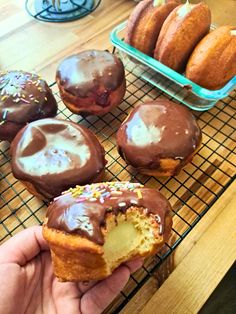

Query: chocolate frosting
<box><xmin>56</xmin><ymin>50</ymin><xmax>125</xmax><ymax>99</ymax></box>
<box><xmin>0</xmin><ymin>71</ymin><xmax>57</xmax><ymax>141</ymax></box>
<box><xmin>10</xmin><ymin>118</ymin><xmax>106</xmax><ymax>200</ymax></box>
<box><xmin>116</xmin><ymin>100</ymin><xmax>202</xmax><ymax>172</ymax></box>
<box><xmin>46</xmin><ymin>182</ymin><xmax>172</xmax><ymax>245</ymax></box>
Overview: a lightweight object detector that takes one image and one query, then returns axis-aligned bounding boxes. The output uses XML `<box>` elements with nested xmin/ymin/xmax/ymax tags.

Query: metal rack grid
<box><xmin>25</xmin><ymin>0</ymin><xmax>101</xmax><ymax>22</ymax></box>
<box><xmin>0</xmin><ymin>57</ymin><xmax>235</xmax><ymax>313</ymax></box>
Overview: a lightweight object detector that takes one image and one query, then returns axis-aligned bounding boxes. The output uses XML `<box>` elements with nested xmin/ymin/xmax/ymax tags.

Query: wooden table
<box><xmin>0</xmin><ymin>1</ymin><xmax>236</xmax><ymax>313</ymax></box>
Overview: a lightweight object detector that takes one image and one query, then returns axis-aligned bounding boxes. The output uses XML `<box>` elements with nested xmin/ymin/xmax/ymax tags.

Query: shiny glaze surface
<box><xmin>56</xmin><ymin>50</ymin><xmax>125</xmax><ymax>98</ymax></box>
<box><xmin>0</xmin><ymin>71</ymin><xmax>57</xmax><ymax>124</ymax></box>
<box><xmin>11</xmin><ymin>118</ymin><xmax>106</xmax><ymax>200</ymax></box>
<box><xmin>116</xmin><ymin>100</ymin><xmax>201</xmax><ymax>171</ymax></box>
<box><xmin>46</xmin><ymin>182</ymin><xmax>172</xmax><ymax>244</ymax></box>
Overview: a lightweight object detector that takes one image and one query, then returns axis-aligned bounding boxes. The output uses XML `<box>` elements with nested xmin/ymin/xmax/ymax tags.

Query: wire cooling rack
<box><xmin>25</xmin><ymin>0</ymin><xmax>101</xmax><ymax>22</ymax></box>
<box><xmin>0</xmin><ymin>55</ymin><xmax>235</xmax><ymax>313</ymax></box>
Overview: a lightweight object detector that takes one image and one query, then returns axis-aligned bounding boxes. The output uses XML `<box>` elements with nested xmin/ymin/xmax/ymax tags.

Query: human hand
<box><xmin>0</xmin><ymin>226</ymin><xmax>143</xmax><ymax>314</ymax></box>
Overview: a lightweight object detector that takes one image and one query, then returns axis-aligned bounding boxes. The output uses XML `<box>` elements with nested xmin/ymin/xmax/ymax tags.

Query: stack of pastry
<box><xmin>8</xmin><ymin>49</ymin><xmax>127</xmax><ymax>200</ymax></box>
<box><xmin>125</xmin><ymin>0</ymin><xmax>236</xmax><ymax>89</ymax></box>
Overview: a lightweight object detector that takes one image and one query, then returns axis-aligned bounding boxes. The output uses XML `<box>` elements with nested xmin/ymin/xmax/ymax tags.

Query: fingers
<box><xmin>76</xmin><ymin>258</ymin><xmax>143</xmax><ymax>299</ymax></box>
<box><xmin>77</xmin><ymin>258</ymin><xmax>143</xmax><ymax>299</ymax></box>
<box><xmin>77</xmin><ymin>281</ymin><xmax>97</xmax><ymax>297</ymax></box>
<box><xmin>125</xmin><ymin>258</ymin><xmax>144</xmax><ymax>274</ymax></box>
<box><xmin>80</xmin><ymin>266</ymin><xmax>129</xmax><ymax>314</ymax></box>
<box><xmin>80</xmin><ymin>259</ymin><xmax>143</xmax><ymax>314</ymax></box>
<box><xmin>0</xmin><ymin>226</ymin><xmax>49</xmax><ymax>265</ymax></box>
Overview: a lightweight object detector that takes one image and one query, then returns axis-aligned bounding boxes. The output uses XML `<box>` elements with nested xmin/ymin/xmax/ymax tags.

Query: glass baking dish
<box><xmin>110</xmin><ymin>21</ymin><xmax>236</xmax><ymax>111</ymax></box>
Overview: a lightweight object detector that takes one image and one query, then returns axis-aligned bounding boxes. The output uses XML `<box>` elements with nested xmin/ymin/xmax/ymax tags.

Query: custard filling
<box><xmin>153</xmin><ymin>0</ymin><xmax>165</xmax><ymax>7</ymax></box>
<box><xmin>103</xmin><ymin>211</ymin><xmax>157</xmax><ymax>271</ymax></box>
<box><xmin>177</xmin><ymin>0</ymin><xmax>193</xmax><ymax>18</ymax></box>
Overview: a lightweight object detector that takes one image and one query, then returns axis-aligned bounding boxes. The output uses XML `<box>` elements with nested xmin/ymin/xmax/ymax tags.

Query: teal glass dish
<box><xmin>110</xmin><ymin>21</ymin><xmax>236</xmax><ymax>111</ymax></box>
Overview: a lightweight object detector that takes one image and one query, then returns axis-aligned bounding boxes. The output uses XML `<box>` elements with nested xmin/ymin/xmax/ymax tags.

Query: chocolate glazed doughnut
<box><xmin>0</xmin><ymin>71</ymin><xmax>57</xmax><ymax>142</ymax></box>
<box><xmin>116</xmin><ymin>99</ymin><xmax>202</xmax><ymax>176</ymax></box>
<box><xmin>56</xmin><ymin>50</ymin><xmax>126</xmax><ymax>116</ymax></box>
<box><xmin>10</xmin><ymin>118</ymin><xmax>107</xmax><ymax>201</ymax></box>
<box><xmin>43</xmin><ymin>182</ymin><xmax>173</xmax><ymax>281</ymax></box>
